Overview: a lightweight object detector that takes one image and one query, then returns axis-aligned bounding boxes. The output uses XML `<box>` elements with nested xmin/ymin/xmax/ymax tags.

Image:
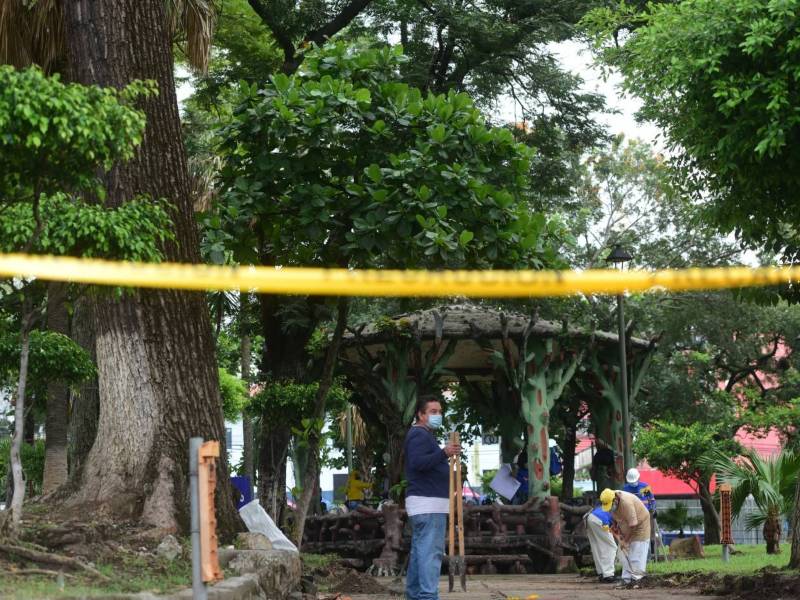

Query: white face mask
<box><xmin>427</xmin><ymin>414</ymin><xmax>443</xmax><ymax>429</ymax></box>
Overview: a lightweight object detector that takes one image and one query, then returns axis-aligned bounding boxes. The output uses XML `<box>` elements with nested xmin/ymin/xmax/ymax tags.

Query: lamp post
<box><xmin>607</xmin><ymin>244</ymin><xmax>634</xmax><ymax>473</ymax></box>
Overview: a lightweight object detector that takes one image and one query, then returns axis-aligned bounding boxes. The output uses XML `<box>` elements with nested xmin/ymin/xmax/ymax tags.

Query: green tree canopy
<box><xmin>0</xmin><ymin>66</ymin><xmax>173</xmax><ymax>261</ymax></box>
<box><xmin>635</xmin><ymin>421</ymin><xmax>741</xmax><ymax>489</ymax></box>
<box><xmin>585</xmin><ymin>0</ymin><xmax>800</xmax><ymax>264</ymax></box>
<box><xmin>0</xmin><ymin>328</ymin><xmax>95</xmax><ymax>395</ymax></box>
<box><xmin>213</xmin><ymin>42</ymin><xmax>568</xmax><ymax>270</ymax></box>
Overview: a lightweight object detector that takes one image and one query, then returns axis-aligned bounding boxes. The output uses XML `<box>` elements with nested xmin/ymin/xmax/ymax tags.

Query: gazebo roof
<box><xmin>342</xmin><ymin>304</ymin><xmax>651</xmax><ymax>379</ymax></box>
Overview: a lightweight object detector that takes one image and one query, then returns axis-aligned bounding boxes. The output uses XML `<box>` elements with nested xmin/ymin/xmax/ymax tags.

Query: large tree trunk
<box><xmin>764</xmin><ymin>511</ymin><xmax>782</xmax><ymax>555</ymax></box>
<box><xmin>790</xmin><ymin>477</ymin><xmax>800</xmax><ymax>568</ymax></box>
<box><xmin>560</xmin><ymin>421</ymin><xmax>577</xmax><ymax>502</ymax></box>
<box><xmin>68</xmin><ymin>297</ymin><xmax>99</xmax><ymax>478</ymax></box>
<box><xmin>62</xmin><ymin>0</ymin><xmax>237</xmax><ymax>534</ymax></box>
<box><xmin>42</xmin><ymin>282</ymin><xmax>70</xmax><ymax>494</ymax></box>
<box><xmin>697</xmin><ymin>479</ymin><xmax>721</xmax><ymax>545</ymax></box>
<box><xmin>255</xmin><ymin>293</ymin><xmax>318</xmax><ymax>523</ymax></box>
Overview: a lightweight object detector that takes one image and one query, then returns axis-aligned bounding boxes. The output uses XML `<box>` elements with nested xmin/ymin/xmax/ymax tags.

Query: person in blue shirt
<box><xmin>584</xmin><ymin>502</ymin><xmax>617</xmax><ymax>583</ymax></box>
<box><xmin>511</xmin><ymin>451</ymin><xmax>529</xmax><ymax>505</ymax></box>
<box><xmin>623</xmin><ymin>468</ymin><xmax>657</xmax><ymax>516</ymax></box>
<box><xmin>548</xmin><ymin>439</ymin><xmax>563</xmax><ymax>476</ymax></box>
<box><xmin>512</xmin><ymin>442</ymin><xmax>563</xmax><ymax>505</ymax></box>
<box><xmin>404</xmin><ymin>395</ymin><xmax>461</xmax><ymax>600</ymax></box>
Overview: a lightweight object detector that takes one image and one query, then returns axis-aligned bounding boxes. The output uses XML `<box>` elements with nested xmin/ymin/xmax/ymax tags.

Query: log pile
<box><xmin>301</xmin><ymin>498</ymin><xmax>591</xmax><ymax>574</ymax></box>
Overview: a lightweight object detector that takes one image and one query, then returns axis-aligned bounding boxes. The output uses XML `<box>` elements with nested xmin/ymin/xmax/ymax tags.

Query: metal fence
<box><xmin>656</xmin><ymin>497</ymin><xmax>791</xmax><ymax>545</ymax></box>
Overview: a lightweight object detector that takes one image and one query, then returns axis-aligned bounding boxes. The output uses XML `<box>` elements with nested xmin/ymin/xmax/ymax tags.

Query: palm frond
<box><xmin>743</xmin><ymin>510</ymin><xmax>768</xmax><ymax>531</ymax></box>
<box><xmin>188</xmin><ymin>153</ymin><xmax>221</xmax><ymax>212</ymax></box>
<box><xmin>701</xmin><ymin>446</ymin><xmax>799</xmax><ymax>521</ymax></box>
<box><xmin>337</xmin><ymin>405</ymin><xmax>368</xmax><ymax>448</ymax></box>
<box><xmin>166</xmin><ymin>0</ymin><xmax>216</xmax><ymax>73</ymax></box>
<box><xmin>0</xmin><ymin>0</ymin><xmax>64</xmax><ymax>72</ymax></box>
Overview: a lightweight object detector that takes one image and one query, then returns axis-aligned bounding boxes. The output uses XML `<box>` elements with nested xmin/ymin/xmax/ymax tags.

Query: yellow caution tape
<box><xmin>0</xmin><ymin>253</ymin><xmax>797</xmax><ymax>297</ymax></box>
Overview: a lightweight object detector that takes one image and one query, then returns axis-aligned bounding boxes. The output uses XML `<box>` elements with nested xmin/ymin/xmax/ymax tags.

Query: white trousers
<box><xmin>585</xmin><ymin>514</ymin><xmax>617</xmax><ymax>578</ymax></box>
<box><xmin>619</xmin><ymin>540</ymin><xmax>649</xmax><ymax>581</ymax></box>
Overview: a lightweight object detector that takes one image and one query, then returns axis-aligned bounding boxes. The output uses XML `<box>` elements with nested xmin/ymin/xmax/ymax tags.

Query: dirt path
<box><xmin>346</xmin><ymin>574</ymin><xmax>723</xmax><ymax>600</ymax></box>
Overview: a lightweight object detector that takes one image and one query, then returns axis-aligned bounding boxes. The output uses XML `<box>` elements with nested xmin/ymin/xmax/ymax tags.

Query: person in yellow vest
<box><xmin>345</xmin><ymin>470</ymin><xmax>372</xmax><ymax>510</ymax></box>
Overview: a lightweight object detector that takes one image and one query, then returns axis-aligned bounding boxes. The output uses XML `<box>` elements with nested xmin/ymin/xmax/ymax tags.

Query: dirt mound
<box><xmin>326</xmin><ymin>566</ymin><xmax>390</xmax><ymax>595</ymax></box>
<box><xmin>644</xmin><ymin>567</ymin><xmax>800</xmax><ymax>599</ymax></box>
<box><xmin>714</xmin><ymin>569</ymin><xmax>800</xmax><ymax>600</ymax></box>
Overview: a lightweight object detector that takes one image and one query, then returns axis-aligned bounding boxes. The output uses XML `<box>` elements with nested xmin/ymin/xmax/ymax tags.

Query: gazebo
<box><xmin>300</xmin><ymin>305</ymin><xmax>657</xmax><ymax>574</ymax></box>
<box><xmin>341</xmin><ymin>304</ymin><xmax>655</xmax><ymax>499</ymax></box>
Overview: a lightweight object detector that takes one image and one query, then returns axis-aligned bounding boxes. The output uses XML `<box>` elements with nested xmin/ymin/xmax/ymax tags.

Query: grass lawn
<box><xmin>648</xmin><ymin>543</ymin><xmax>795</xmax><ymax>576</ymax></box>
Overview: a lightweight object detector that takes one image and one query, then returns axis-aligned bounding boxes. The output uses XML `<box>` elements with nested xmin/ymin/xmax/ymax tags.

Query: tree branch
<box><xmin>304</xmin><ymin>0</ymin><xmax>376</xmax><ymax>49</ymax></box>
<box><xmin>247</xmin><ymin>1</ymin><xmax>296</xmax><ymax>66</ymax></box>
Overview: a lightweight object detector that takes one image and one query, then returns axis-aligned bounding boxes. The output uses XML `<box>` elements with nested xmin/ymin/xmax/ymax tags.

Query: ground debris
<box><xmin>714</xmin><ymin>568</ymin><xmax>800</xmax><ymax>600</ymax></box>
<box><xmin>311</xmin><ymin>563</ymin><xmax>391</xmax><ymax>595</ymax></box>
<box><xmin>0</xmin><ymin>540</ymin><xmax>110</xmax><ymax>580</ymax></box>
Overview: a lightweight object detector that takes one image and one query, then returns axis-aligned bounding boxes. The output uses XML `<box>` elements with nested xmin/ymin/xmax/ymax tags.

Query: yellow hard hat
<box><xmin>600</xmin><ymin>488</ymin><xmax>616</xmax><ymax>511</ymax></box>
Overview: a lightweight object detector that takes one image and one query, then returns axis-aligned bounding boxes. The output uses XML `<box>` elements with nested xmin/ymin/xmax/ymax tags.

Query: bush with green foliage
<box><xmin>218</xmin><ymin>368</ymin><xmax>249</xmax><ymax>422</ymax></box>
<box><xmin>0</xmin><ymin>329</ymin><xmax>95</xmax><ymax>395</ymax></box>
<box><xmin>0</xmin><ymin>438</ymin><xmax>45</xmax><ymax>501</ymax></box>
<box><xmin>0</xmin><ymin>66</ymin><xmax>173</xmax><ymax>260</ymax></box>
<box><xmin>700</xmin><ymin>447</ymin><xmax>799</xmax><ymax>554</ymax></box>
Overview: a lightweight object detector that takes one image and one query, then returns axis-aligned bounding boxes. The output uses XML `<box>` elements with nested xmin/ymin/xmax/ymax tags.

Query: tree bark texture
<box><xmin>258</xmin><ymin>424</ymin><xmax>289</xmax><ymax>525</ymax></box>
<box><xmin>255</xmin><ymin>293</ymin><xmax>319</xmax><ymax>523</ymax></box>
<box><xmin>763</xmin><ymin>511</ymin><xmax>782</xmax><ymax>555</ymax></box>
<box><xmin>697</xmin><ymin>480</ymin><xmax>721</xmax><ymax>545</ymax></box>
<box><xmin>67</xmin><ymin>297</ymin><xmax>99</xmax><ymax>478</ymax></box>
<box><xmin>63</xmin><ymin>0</ymin><xmax>237</xmax><ymax>534</ymax></box>
<box><xmin>790</xmin><ymin>477</ymin><xmax>800</xmax><ymax>568</ymax></box>
<box><xmin>43</xmin><ymin>282</ymin><xmax>70</xmax><ymax>494</ymax></box>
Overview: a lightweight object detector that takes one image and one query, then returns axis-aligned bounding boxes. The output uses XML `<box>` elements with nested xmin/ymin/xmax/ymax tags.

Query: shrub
<box><xmin>0</xmin><ymin>437</ymin><xmax>46</xmax><ymax>501</ymax></box>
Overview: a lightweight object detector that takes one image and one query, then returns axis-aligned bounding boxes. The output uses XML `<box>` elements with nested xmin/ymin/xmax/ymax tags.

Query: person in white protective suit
<box><xmin>584</xmin><ymin>501</ymin><xmax>618</xmax><ymax>583</ymax></box>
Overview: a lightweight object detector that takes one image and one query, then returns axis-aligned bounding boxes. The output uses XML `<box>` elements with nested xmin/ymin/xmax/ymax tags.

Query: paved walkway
<box><xmin>348</xmin><ymin>574</ymin><xmax>721</xmax><ymax>600</ymax></box>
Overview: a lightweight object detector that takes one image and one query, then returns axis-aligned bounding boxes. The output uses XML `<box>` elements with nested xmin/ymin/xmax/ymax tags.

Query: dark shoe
<box><xmin>600</xmin><ymin>576</ymin><xmax>617</xmax><ymax>584</ymax></box>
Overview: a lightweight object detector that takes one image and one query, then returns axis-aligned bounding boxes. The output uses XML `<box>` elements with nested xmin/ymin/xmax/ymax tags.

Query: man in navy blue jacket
<box><xmin>404</xmin><ymin>395</ymin><xmax>461</xmax><ymax>600</ymax></box>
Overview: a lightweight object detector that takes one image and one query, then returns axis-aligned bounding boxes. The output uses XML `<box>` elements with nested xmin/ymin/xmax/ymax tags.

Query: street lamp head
<box><xmin>606</xmin><ymin>244</ymin><xmax>633</xmax><ymax>267</ymax></box>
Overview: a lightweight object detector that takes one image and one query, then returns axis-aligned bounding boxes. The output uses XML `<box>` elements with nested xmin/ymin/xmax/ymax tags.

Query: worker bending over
<box><xmin>600</xmin><ymin>488</ymin><xmax>651</xmax><ymax>587</ymax></box>
<box><xmin>584</xmin><ymin>503</ymin><xmax>617</xmax><ymax>583</ymax></box>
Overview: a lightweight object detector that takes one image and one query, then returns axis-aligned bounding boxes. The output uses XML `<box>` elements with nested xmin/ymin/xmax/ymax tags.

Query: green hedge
<box><xmin>0</xmin><ymin>437</ymin><xmax>45</xmax><ymax>501</ymax></box>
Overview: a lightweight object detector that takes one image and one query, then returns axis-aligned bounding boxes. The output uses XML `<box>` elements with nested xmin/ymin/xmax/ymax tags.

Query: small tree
<box><xmin>659</xmin><ymin>502</ymin><xmax>704</xmax><ymax>538</ymax></box>
<box><xmin>701</xmin><ymin>447</ymin><xmax>800</xmax><ymax>555</ymax></box>
<box><xmin>634</xmin><ymin>420</ymin><xmax>741</xmax><ymax>545</ymax></box>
